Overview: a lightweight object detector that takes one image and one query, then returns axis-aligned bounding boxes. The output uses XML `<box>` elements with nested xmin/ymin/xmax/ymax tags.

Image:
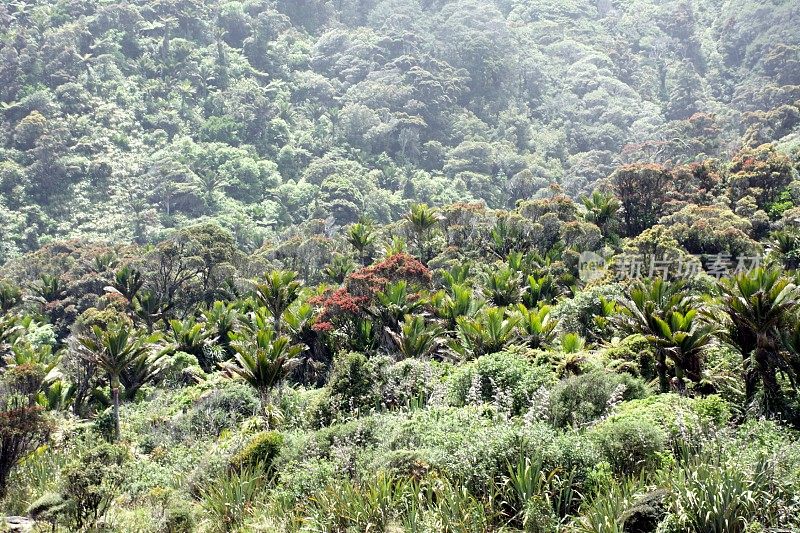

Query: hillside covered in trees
<box><xmin>3</xmin><ymin>0</ymin><xmax>800</xmax><ymax>532</ymax></box>
<box><xmin>2</xmin><ymin>0</ymin><xmax>800</xmax><ymax>261</ymax></box>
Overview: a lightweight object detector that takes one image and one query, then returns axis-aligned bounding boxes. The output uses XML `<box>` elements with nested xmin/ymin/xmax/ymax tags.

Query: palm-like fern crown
<box><xmin>581</xmin><ymin>190</ymin><xmax>620</xmax><ymax>226</ymax></box>
<box><xmin>619</xmin><ymin>277</ymin><xmax>719</xmax><ymax>352</ymax></box>
<box><xmin>254</xmin><ymin>270</ymin><xmax>303</xmax><ymax>319</ymax></box>
<box><xmin>483</xmin><ymin>265</ymin><xmax>524</xmax><ymax>307</ymax></box>
<box><xmin>79</xmin><ymin>323</ymin><xmax>159</xmax><ymax>380</ymax></box>
<box><xmin>226</xmin><ymin>327</ymin><xmax>303</xmax><ymax>394</ymax></box>
<box><xmin>347</xmin><ymin>222</ymin><xmax>376</xmax><ymax>251</ymax></box>
<box><xmin>7</xmin><ymin>340</ymin><xmax>60</xmax><ymax>377</ymax></box>
<box><xmin>455</xmin><ymin>306</ymin><xmax>520</xmax><ymax>358</ymax></box>
<box><xmin>389</xmin><ymin>314</ymin><xmax>443</xmax><ymax>359</ymax></box>
<box><xmin>717</xmin><ymin>268</ymin><xmax>800</xmax><ymax>359</ymax></box>
<box><xmin>405</xmin><ymin>203</ymin><xmax>439</xmax><ymax>234</ymax></box>
<box><xmin>722</xmin><ymin>268</ymin><xmax>799</xmax><ymax>332</ymax></box>
<box><xmin>435</xmin><ymin>283</ymin><xmax>484</xmax><ymax>325</ymax></box>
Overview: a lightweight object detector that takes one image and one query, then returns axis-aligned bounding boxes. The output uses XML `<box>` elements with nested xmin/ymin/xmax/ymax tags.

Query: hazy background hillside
<box><xmin>2</xmin><ymin>0</ymin><xmax>799</xmax><ymax>261</ymax></box>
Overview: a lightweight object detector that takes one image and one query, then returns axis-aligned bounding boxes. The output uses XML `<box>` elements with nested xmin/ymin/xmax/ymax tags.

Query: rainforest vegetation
<box><xmin>2</xmin><ymin>0</ymin><xmax>800</xmax><ymax>531</ymax></box>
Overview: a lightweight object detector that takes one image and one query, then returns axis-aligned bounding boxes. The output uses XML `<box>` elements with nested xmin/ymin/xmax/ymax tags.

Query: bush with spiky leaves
<box><xmin>718</xmin><ymin>268</ymin><xmax>800</xmax><ymax>417</ymax></box>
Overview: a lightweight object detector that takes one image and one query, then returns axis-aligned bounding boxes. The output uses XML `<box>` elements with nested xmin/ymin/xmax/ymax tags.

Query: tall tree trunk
<box><xmin>758</xmin><ymin>348</ymin><xmax>783</xmax><ymax>416</ymax></box>
<box><xmin>744</xmin><ymin>361</ymin><xmax>759</xmax><ymax>410</ymax></box>
<box><xmin>674</xmin><ymin>365</ymin><xmax>687</xmax><ymax>395</ymax></box>
<box><xmin>111</xmin><ymin>376</ymin><xmax>121</xmax><ymax>441</ymax></box>
<box><xmin>656</xmin><ymin>349</ymin><xmax>669</xmax><ymax>393</ymax></box>
<box><xmin>0</xmin><ymin>470</ymin><xmax>8</xmax><ymax>501</ymax></box>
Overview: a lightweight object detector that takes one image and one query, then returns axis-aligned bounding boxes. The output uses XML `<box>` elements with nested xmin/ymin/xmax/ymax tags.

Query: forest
<box><xmin>2</xmin><ymin>0</ymin><xmax>800</xmax><ymax>531</ymax></box>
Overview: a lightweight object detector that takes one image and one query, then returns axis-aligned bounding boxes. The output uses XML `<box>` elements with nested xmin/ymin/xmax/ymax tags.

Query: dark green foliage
<box><xmin>61</xmin><ymin>442</ymin><xmax>126</xmax><ymax>530</ymax></box>
<box><xmin>164</xmin><ymin>500</ymin><xmax>196</xmax><ymax>533</ymax></box>
<box><xmin>620</xmin><ymin>489</ymin><xmax>669</xmax><ymax>533</ymax></box>
<box><xmin>327</xmin><ymin>352</ymin><xmax>381</xmax><ymax>417</ymax></box>
<box><xmin>378</xmin><ymin>449</ymin><xmax>436</xmax><ymax>480</ymax></box>
<box><xmin>591</xmin><ymin>418</ymin><xmax>668</xmax><ymax>475</ymax></box>
<box><xmin>0</xmin><ymin>0</ymin><xmax>792</xmax><ymax>258</ymax></box>
<box><xmin>230</xmin><ymin>431</ymin><xmax>283</xmax><ymax>472</ymax></box>
<box><xmin>92</xmin><ymin>408</ymin><xmax>116</xmax><ymax>442</ymax></box>
<box><xmin>2</xmin><ymin>1</ymin><xmax>800</xmax><ymax>528</ymax></box>
<box><xmin>183</xmin><ymin>381</ymin><xmax>260</xmax><ymax>437</ymax></box>
<box><xmin>448</xmin><ymin>351</ymin><xmax>554</xmax><ymax>415</ymax></box>
<box><xmin>0</xmin><ymin>398</ymin><xmax>52</xmax><ymax>500</ymax></box>
<box><xmin>719</xmin><ymin>268</ymin><xmax>800</xmax><ymax>417</ymax></box>
<box><xmin>549</xmin><ymin>371</ymin><xmax>649</xmax><ymax>428</ymax></box>
<box><xmin>0</xmin><ymin>280</ymin><xmax>22</xmax><ymax>312</ymax></box>
<box><xmin>161</xmin><ymin>351</ymin><xmax>206</xmax><ymax>387</ymax></box>
<box><xmin>381</xmin><ymin>358</ymin><xmax>442</xmax><ymax>410</ymax></box>
<box><xmin>603</xmin><ymin>335</ymin><xmax>658</xmax><ymax>381</ymax></box>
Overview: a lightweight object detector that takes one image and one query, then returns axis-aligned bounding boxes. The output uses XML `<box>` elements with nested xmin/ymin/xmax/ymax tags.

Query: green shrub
<box><xmin>522</xmin><ymin>495</ymin><xmax>558</xmax><ymax>533</ymax></box>
<box><xmin>92</xmin><ymin>408</ymin><xmax>116</xmax><ymax>441</ymax></box>
<box><xmin>606</xmin><ymin>394</ymin><xmax>730</xmax><ymax>446</ymax></box>
<box><xmin>61</xmin><ymin>442</ymin><xmax>127</xmax><ymax>530</ymax></box>
<box><xmin>313</xmin><ymin>417</ymin><xmax>379</xmax><ymax>459</ymax></box>
<box><xmin>381</xmin><ymin>358</ymin><xmax>445</xmax><ymax>410</ymax></box>
<box><xmin>552</xmin><ymin>284</ymin><xmax>622</xmax><ymax>340</ymax></box>
<box><xmin>271</xmin><ymin>458</ymin><xmax>337</xmax><ymax>505</ymax></box>
<box><xmin>584</xmin><ymin>461</ymin><xmax>614</xmax><ymax>497</ymax></box>
<box><xmin>276</xmin><ymin>387</ymin><xmax>316</xmax><ymax>429</ymax></box>
<box><xmin>162</xmin><ymin>351</ymin><xmax>206</xmax><ymax>387</ymax></box>
<box><xmin>590</xmin><ymin>418</ymin><xmax>668</xmax><ymax>475</ymax></box>
<box><xmin>378</xmin><ymin>407</ymin><xmax>526</xmax><ymax>495</ymax></box>
<box><xmin>306</xmin><ymin>387</ymin><xmax>334</xmax><ymax>428</ymax></box>
<box><xmin>182</xmin><ymin>380</ymin><xmax>260</xmax><ymax>437</ymax></box>
<box><xmin>230</xmin><ymin>431</ymin><xmax>283</xmax><ymax>472</ymax></box>
<box><xmin>377</xmin><ymin>449</ymin><xmax>437</xmax><ymax>480</ymax></box>
<box><xmin>691</xmin><ymin>395</ymin><xmax>732</xmax><ymax>427</ymax></box>
<box><xmin>164</xmin><ymin>500</ymin><xmax>196</xmax><ymax>533</ymax></box>
<box><xmin>447</xmin><ymin>351</ymin><xmax>554</xmax><ymax>415</ymax></box>
<box><xmin>532</xmin><ymin>429</ymin><xmax>602</xmax><ymax>488</ymax></box>
<box><xmin>328</xmin><ymin>352</ymin><xmax>381</xmax><ymax>417</ymax></box>
<box><xmin>549</xmin><ymin>370</ymin><xmax>649</xmax><ymax>428</ymax></box>
<box><xmin>702</xmin><ymin>343</ymin><xmax>745</xmax><ymax>408</ymax></box>
<box><xmin>602</xmin><ymin>334</ymin><xmax>657</xmax><ymax>381</ymax></box>
<box><xmin>187</xmin><ymin>438</ymin><xmax>248</xmax><ymax>499</ymax></box>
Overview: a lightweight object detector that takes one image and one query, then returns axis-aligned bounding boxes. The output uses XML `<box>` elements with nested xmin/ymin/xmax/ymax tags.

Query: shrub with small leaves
<box><xmin>549</xmin><ymin>370</ymin><xmax>649</xmax><ymax>428</ymax></box>
<box><xmin>182</xmin><ymin>380</ymin><xmax>260</xmax><ymax>437</ymax></box>
<box><xmin>61</xmin><ymin>441</ymin><xmax>127</xmax><ymax>530</ymax></box>
<box><xmin>602</xmin><ymin>334</ymin><xmax>657</xmax><ymax>380</ymax></box>
<box><xmin>590</xmin><ymin>418</ymin><xmax>668</xmax><ymax>475</ymax></box>
<box><xmin>230</xmin><ymin>431</ymin><xmax>283</xmax><ymax>472</ymax></box>
<box><xmin>327</xmin><ymin>352</ymin><xmax>382</xmax><ymax>418</ymax></box>
<box><xmin>164</xmin><ymin>500</ymin><xmax>196</xmax><ymax>533</ymax></box>
<box><xmin>447</xmin><ymin>351</ymin><xmax>554</xmax><ymax>415</ymax></box>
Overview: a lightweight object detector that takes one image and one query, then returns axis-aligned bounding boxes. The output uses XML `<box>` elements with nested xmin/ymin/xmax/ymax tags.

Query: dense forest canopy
<box><xmin>3</xmin><ymin>1</ymin><xmax>800</xmax><ymax>532</ymax></box>
<box><xmin>1</xmin><ymin>0</ymin><xmax>799</xmax><ymax>262</ymax></box>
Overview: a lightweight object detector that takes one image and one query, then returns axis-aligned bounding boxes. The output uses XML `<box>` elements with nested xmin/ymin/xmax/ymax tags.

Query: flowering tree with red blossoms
<box><xmin>310</xmin><ymin>254</ymin><xmax>432</xmax><ymax>351</ymax></box>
